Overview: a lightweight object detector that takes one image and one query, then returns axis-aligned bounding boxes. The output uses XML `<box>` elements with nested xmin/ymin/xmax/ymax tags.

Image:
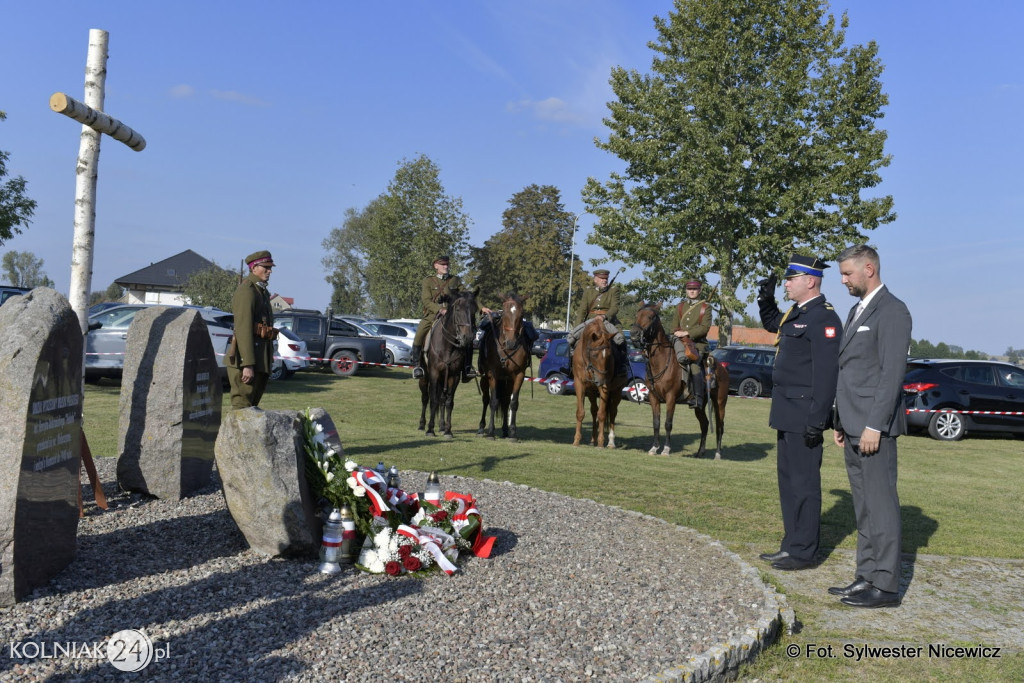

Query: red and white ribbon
<box><xmin>396</xmin><ymin>524</ymin><xmax>458</xmax><ymax>575</ymax></box>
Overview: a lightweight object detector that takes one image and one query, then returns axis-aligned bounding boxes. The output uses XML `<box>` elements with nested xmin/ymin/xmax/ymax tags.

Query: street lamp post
<box><xmin>565</xmin><ymin>213</ymin><xmax>585</xmax><ymax>331</ymax></box>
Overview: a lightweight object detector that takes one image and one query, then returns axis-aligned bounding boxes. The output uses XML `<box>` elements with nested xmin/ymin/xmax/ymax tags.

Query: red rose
<box><xmin>402</xmin><ymin>555</ymin><xmax>422</xmax><ymax>571</ymax></box>
<box><xmin>398</xmin><ymin>545</ymin><xmax>412</xmax><ymax>559</ymax></box>
<box><xmin>432</xmin><ymin>511</ymin><xmax>448</xmax><ymax>522</ymax></box>
<box><xmin>384</xmin><ymin>561</ymin><xmax>402</xmax><ymax>576</ymax></box>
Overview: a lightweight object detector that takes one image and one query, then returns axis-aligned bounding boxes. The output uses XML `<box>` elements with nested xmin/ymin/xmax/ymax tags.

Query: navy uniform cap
<box><xmin>784</xmin><ymin>253</ymin><xmax>828</xmax><ymax>278</ymax></box>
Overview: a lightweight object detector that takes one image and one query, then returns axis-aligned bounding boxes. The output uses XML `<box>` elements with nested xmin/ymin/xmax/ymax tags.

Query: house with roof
<box><xmin>114</xmin><ymin>250</ymin><xmax>230</xmax><ymax>305</ymax></box>
<box><xmin>114</xmin><ymin>250</ymin><xmax>296</xmax><ymax>311</ymax></box>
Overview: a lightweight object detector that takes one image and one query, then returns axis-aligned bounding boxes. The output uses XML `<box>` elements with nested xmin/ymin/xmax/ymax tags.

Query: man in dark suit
<box><xmin>757</xmin><ymin>254</ymin><xmax>842</xmax><ymax>570</ymax></box>
<box><xmin>830</xmin><ymin>244</ymin><xmax>912</xmax><ymax>608</ymax></box>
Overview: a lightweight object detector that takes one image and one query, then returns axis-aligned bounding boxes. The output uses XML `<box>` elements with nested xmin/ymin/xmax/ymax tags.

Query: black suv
<box><xmin>903</xmin><ymin>359</ymin><xmax>1024</xmax><ymax>440</ymax></box>
<box><xmin>710</xmin><ymin>345</ymin><xmax>777</xmax><ymax>397</ymax></box>
<box><xmin>273</xmin><ymin>309</ymin><xmax>386</xmax><ymax>377</ymax></box>
<box><xmin>1</xmin><ymin>285</ymin><xmax>32</xmax><ymax>306</ymax></box>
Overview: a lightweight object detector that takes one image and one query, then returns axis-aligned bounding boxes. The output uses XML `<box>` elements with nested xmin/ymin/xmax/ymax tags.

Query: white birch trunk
<box><xmin>68</xmin><ymin>28</ymin><xmax>108</xmax><ymax>335</ymax></box>
<box><xmin>49</xmin><ymin>93</ymin><xmax>146</xmax><ymax>152</ymax></box>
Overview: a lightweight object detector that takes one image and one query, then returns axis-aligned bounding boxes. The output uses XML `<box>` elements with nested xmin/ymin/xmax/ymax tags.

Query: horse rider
<box><xmin>566</xmin><ymin>268</ymin><xmax>628</xmax><ymax>368</ymax></box>
<box><xmin>669</xmin><ymin>278</ymin><xmax>712</xmax><ymax>407</ymax></box>
<box><xmin>411</xmin><ymin>255</ymin><xmax>491</xmax><ymax>382</ymax></box>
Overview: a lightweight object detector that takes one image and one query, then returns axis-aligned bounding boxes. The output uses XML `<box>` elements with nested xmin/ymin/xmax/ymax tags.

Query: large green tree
<box><xmin>2</xmin><ymin>250</ymin><xmax>53</xmax><ymax>287</ymax></box>
<box><xmin>581</xmin><ymin>0</ymin><xmax>894</xmax><ymax>344</ymax></box>
<box><xmin>468</xmin><ymin>184</ymin><xmax>586</xmax><ymax>324</ymax></box>
<box><xmin>322</xmin><ymin>155</ymin><xmax>471</xmax><ymax>318</ymax></box>
<box><xmin>321</xmin><ymin>205</ymin><xmax>374</xmax><ymax>314</ymax></box>
<box><xmin>181</xmin><ymin>263</ymin><xmax>238</xmax><ymax>311</ymax></box>
<box><xmin>0</xmin><ymin>112</ymin><xmax>37</xmax><ymax>245</ymax></box>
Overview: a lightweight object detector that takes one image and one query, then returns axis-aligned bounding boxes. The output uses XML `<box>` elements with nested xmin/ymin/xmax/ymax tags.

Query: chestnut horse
<box><xmin>631</xmin><ymin>303</ymin><xmax>728</xmax><ymax>458</ymax></box>
<box><xmin>477</xmin><ymin>293</ymin><xmax>530</xmax><ymax>440</ymax></box>
<box><xmin>572</xmin><ymin>317</ymin><xmax>628</xmax><ymax>448</ymax></box>
<box><xmin>418</xmin><ymin>288</ymin><xmax>478</xmax><ymax>439</ymax></box>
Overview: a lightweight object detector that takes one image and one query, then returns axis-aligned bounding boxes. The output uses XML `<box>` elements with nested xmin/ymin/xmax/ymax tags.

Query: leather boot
<box><xmin>411</xmin><ymin>345</ymin><xmax>424</xmax><ymax>379</ymax></box>
<box><xmin>691</xmin><ymin>364</ymin><xmax>706</xmax><ymax>407</ymax></box>
<box><xmin>462</xmin><ymin>353</ymin><xmax>479</xmax><ymax>383</ymax></box>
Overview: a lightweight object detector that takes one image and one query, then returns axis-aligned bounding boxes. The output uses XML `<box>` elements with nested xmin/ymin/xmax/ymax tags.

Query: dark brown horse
<box><xmin>418</xmin><ymin>288</ymin><xmax>478</xmax><ymax>439</ymax></box>
<box><xmin>477</xmin><ymin>293</ymin><xmax>530</xmax><ymax>440</ymax></box>
<box><xmin>572</xmin><ymin>317</ymin><xmax>628</xmax><ymax>448</ymax></box>
<box><xmin>631</xmin><ymin>303</ymin><xmax>728</xmax><ymax>458</ymax></box>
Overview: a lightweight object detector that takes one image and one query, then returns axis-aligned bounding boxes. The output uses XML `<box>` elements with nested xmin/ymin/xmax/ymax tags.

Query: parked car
<box><xmin>85</xmin><ymin>304</ymin><xmax>233</xmax><ymax>381</ymax></box>
<box><xmin>0</xmin><ymin>285</ymin><xmax>32</xmax><ymax>306</ymax></box>
<box><xmin>270</xmin><ymin>327</ymin><xmax>310</xmax><ymax>380</ymax></box>
<box><xmin>88</xmin><ymin>301</ymin><xmax>123</xmax><ymax>316</ymax></box>
<box><xmin>273</xmin><ymin>309</ymin><xmax>386</xmax><ymax>376</ymax></box>
<box><xmin>710</xmin><ymin>345</ymin><xmax>777</xmax><ymax>397</ymax></box>
<box><xmin>531</xmin><ymin>329</ymin><xmax>568</xmax><ymax>358</ymax></box>
<box><xmin>903</xmin><ymin>359</ymin><xmax>1024</xmax><ymax>441</ymax></box>
<box><xmin>538</xmin><ymin>339</ymin><xmax>649</xmax><ymax>401</ymax></box>
<box><xmin>346</xmin><ymin>320</ymin><xmax>412</xmax><ymax>366</ymax></box>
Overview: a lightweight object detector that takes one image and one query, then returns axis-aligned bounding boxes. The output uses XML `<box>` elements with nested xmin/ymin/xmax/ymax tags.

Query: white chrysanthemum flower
<box><xmin>368</xmin><ymin>558</ymin><xmax>385</xmax><ymax>573</ymax></box>
<box><xmin>358</xmin><ymin>548</ymin><xmax>377</xmax><ymax>566</ymax></box>
<box><xmin>325</xmin><ymin>448</ymin><xmax>337</xmax><ymax>458</ymax></box>
<box><xmin>344</xmin><ymin>460</ymin><xmax>357</xmax><ymax>472</ymax></box>
<box><xmin>346</xmin><ymin>476</ymin><xmax>358</xmax><ymax>489</ymax></box>
<box><xmin>353</xmin><ymin>486</ymin><xmax>365</xmax><ymax>497</ymax></box>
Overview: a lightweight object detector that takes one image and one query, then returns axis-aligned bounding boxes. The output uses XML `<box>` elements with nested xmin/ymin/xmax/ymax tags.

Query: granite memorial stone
<box><xmin>215</xmin><ymin>408</ymin><xmax>321</xmax><ymax>557</ymax></box>
<box><xmin>116</xmin><ymin>307</ymin><xmax>222</xmax><ymax>499</ymax></box>
<box><xmin>0</xmin><ymin>288</ymin><xmax>83</xmax><ymax>606</ymax></box>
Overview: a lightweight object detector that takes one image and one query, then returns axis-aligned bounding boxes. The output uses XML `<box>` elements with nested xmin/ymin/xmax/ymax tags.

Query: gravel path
<box><xmin>0</xmin><ymin>461</ymin><xmax>781</xmax><ymax>682</ymax></box>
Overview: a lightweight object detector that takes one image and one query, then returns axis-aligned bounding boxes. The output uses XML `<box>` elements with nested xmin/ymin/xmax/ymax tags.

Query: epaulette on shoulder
<box><xmin>824</xmin><ymin>302</ymin><xmax>834</xmax><ymax>310</ymax></box>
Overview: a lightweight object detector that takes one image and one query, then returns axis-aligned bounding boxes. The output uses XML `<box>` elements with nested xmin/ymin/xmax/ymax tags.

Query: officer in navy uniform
<box><xmin>756</xmin><ymin>253</ymin><xmax>842</xmax><ymax>570</ymax></box>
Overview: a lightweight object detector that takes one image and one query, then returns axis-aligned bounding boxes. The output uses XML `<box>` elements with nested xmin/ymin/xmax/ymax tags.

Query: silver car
<box><xmin>85</xmin><ymin>304</ymin><xmax>234</xmax><ymax>381</ymax></box>
<box><xmin>346</xmin><ymin>320</ymin><xmax>413</xmax><ymax>366</ymax></box>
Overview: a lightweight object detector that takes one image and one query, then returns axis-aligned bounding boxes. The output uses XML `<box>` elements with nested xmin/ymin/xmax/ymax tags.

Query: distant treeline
<box><xmin>909</xmin><ymin>339</ymin><xmax>1019</xmax><ymax>362</ymax></box>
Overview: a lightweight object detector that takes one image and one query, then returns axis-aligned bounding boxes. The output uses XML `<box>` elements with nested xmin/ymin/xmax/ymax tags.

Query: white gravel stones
<box><xmin>0</xmin><ymin>461</ymin><xmax>781</xmax><ymax>681</ymax></box>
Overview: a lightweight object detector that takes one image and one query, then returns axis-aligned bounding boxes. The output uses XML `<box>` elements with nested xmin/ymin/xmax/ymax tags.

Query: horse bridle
<box><xmin>632</xmin><ymin>308</ymin><xmax>674</xmax><ymax>389</ymax></box>
<box><xmin>441</xmin><ymin>296</ymin><xmax>474</xmax><ymax>350</ymax></box>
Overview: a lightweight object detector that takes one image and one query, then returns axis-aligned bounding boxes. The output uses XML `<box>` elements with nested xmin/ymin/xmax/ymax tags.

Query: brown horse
<box><xmin>631</xmin><ymin>303</ymin><xmax>728</xmax><ymax>458</ymax></box>
<box><xmin>477</xmin><ymin>293</ymin><xmax>530</xmax><ymax>440</ymax></box>
<box><xmin>572</xmin><ymin>317</ymin><xmax>628</xmax><ymax>448</ymax></box>
<box><xmin>418</xmin><ymin>288</ymin><xmax>478</xmax><ymax>439</ymax></box>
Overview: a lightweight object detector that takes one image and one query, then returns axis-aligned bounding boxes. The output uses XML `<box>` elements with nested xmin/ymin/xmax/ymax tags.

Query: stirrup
<box><xmin>412</xmin><ymin>366</ymin><xmax>424</xmax><ymax>379</ymax></box>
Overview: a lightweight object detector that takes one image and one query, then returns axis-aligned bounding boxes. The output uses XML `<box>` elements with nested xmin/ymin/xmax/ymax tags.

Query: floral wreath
<box><xmin>302</xmin><ymin>409</ymin><xmax>494</xmax><ymax>576</ymax></box>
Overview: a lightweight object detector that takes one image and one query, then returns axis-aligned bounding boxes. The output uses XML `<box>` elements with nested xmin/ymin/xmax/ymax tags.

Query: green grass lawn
<box><xmin>82</xmin><ymin>368</ymin><xmax>1024</xmax><ymax>680</ymax></box>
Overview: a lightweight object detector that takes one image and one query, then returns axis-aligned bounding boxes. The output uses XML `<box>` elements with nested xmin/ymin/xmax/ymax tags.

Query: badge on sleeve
<box><xmin>825</xmin><ymin>326</ymin><xmax>836</xmax><ymax>338</ymax></box>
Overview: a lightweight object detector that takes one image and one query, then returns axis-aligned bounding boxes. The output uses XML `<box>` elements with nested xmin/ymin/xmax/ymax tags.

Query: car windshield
<box><xmin>89</xmin><ymin>307</ymin><xmax>140</xmax><ymax>329</ymax></box>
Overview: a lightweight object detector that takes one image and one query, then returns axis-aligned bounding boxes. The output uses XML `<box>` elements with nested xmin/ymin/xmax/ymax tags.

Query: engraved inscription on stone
<box><xmin>0</xmin><ymin>288</ymin><xmax>83</xmax><ymax>606</ymax></box>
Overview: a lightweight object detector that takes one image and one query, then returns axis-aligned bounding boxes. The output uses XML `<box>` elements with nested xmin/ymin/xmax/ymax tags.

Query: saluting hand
<box><xmin>756</xmin><ymin>273</ymin><xmax>777</xmax><ymax>301</ymax></box>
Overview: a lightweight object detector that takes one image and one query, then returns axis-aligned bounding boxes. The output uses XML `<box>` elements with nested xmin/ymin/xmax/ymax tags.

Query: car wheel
<box><xmin>330</xmin><ymin>351</ymin><xmax>359</xmax><ymax>377</ymax></box>
<box><xmin>627</xmin><ymin>378</ymin><xmax>649</xmax><ymax>403</ymax></box>
<box><xmin>384</xmin><ymin>349</ymin><xmax>395</xmax><ymax>366</ymax></box>
<box><xmin>738</xmin><ymin>377</ymin><xmax>761</xmax><ymax>397</ymax></box>
<box><xmin>928</xmin><ymin>411</ymin><xmax>965</xmax><ymax>441</ymax></box>
<box><xmin>270</xmin><ymin>362</ymin><xmax>285</xmax><ymax>381</ymax></box>
<box><xmin>546</xmin><ymin>372</ymin><xmax>568</xmax><ymax>395</ymax></box>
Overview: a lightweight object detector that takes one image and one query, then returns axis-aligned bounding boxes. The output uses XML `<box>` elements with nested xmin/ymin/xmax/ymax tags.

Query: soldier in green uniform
<box><xmin>226</xmin><ymin>250</ymin><xmax>277</xmax><ymax>409</ymax></box>
<box><xmin>566</xmin><ymin>268</ymin><xmax>627</xmax><ymax>361</ymax></box>
<box><xmin>411</xmin><ymin>256</ymin><xmax>491</xmax><ymax>382</ymax></box>
<box><xmin>667</xmin><ymin>279</ymin><xmax>713</xmax><ymax>407</ymax></box>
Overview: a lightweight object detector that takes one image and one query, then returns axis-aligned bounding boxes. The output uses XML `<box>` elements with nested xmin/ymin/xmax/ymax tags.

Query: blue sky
<box><xmin>2</xmin><ymin>1</ymin><xmax>1021</xmax><ymax>355</ymax></box>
